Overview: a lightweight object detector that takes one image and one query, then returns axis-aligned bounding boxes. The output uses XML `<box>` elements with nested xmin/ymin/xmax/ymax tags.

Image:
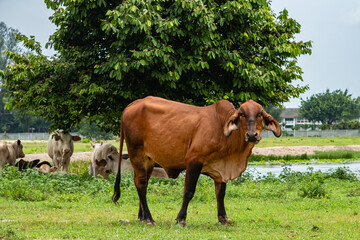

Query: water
<box><xmin>247</xmin><ymin>162</ymin><xmax>360</xmax><ymax>177</ymax></box>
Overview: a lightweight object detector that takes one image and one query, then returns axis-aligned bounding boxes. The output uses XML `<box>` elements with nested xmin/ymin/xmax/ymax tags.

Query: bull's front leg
<box><xmin>61</xmin><ymin>157</ymin><xmax>70</xmax><ymax>174</ymax></box>
<box><xmin>175</xmin><ymin>161</ymin><xmax>203</xmax><ymax>227</ymax></box>
<box><xmin>214</xmin><ymin>181</ymin><xmax>231</xmax><ymax>225</ymax></box>
<box><xmin>52</xmin><ymin>153</ymin><xmax>61</xmax><ymax>171</ymax></box>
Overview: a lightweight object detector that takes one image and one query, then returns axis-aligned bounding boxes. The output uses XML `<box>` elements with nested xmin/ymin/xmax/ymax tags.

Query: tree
<box><xmin>0</xmin><ymin>22</ymin><xmax>21</xmax><ymax>70</ymax></box>
<box><xmin>0</xmin><ymin>22</ymin><xmax>22</xmax><ymax>132</ymax></box>
<box><xmin>300</xmin><ymin>89</ymin><xmax>360</xmax><ymax>125</ymax></box>
<box><xmin>264</xmin><ymin>104</ymin><xmax>283</xmax><ymax>122</ymax></box>
<box><xmin>0</xmin><ymin>0</ymin><xmax>312</xmax><ymax>134</ymax></box>
<box><xmin>77</xmin><ymin>119</ymin><xmax>113</xmax><ymax>140</ymax></box>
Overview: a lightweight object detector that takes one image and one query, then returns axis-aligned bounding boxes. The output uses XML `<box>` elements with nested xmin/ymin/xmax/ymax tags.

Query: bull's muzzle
<box><xmin>63</xmin><ymin>149</ymin><xmax>70</xmax><ymax>154</ymax></box>
<box><xmin>62</xmin><ymin>149</ymin><xmax>71</xmax><ymax>157</ymax></box>
<box><xmin>245</xmin><ymin>132</ymin><xmax>262</xmax><ymax>144</ymax></box>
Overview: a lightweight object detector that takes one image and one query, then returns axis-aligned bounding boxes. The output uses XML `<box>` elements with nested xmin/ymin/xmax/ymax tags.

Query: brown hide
<box><xmin>120</xmin><ymin>97</ymin><xmax>280</xmax><ymax>182</ymax></box>
<box><xmin>113</xmin><ymin>96</ymin><xmax>281</xmax><ymax>225</ymax></box>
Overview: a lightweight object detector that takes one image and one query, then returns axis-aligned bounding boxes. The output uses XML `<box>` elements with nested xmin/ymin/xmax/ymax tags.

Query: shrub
<box><xmin>0</xmin><ymin>166</ymin><xmax>113</xmax><ymax>201</ymax></box>
<box><xmin>299</xmin><ymin>180</ymin><xmax>328</xmax><ymax>199</ymax></box>
<box><xmin>326</xmin><ymin>167</ymin><xmax>358</xmax><ymax>181</ymax></box>
<box><xmin>81</xmin><ymin>138</ymin><xmax>91</xmax><ymax>143</ymax></box>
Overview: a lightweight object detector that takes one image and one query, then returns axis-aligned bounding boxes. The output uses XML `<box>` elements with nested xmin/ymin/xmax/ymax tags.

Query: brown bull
<box><xmin>113</xmin><ymin>96</ymin><xmax>281</xmax><ymax>226</ymax></box>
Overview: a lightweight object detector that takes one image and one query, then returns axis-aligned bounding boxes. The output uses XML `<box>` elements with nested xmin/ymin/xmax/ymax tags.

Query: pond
<box><xmin>247</xmin><ymin>162</ymin><xmax>360</xmax><ymax>178</ymax></box>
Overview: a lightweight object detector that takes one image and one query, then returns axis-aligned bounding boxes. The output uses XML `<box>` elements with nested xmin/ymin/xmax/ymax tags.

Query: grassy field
<box><xmin>1</xmin><ymin>136</ymin><xmax>359</xmax><ymax>239</ymax></box>
<box><xmin>1</xmin><ymin>164</ymin><xmax>360</xmax><ymax>240</ymax></box>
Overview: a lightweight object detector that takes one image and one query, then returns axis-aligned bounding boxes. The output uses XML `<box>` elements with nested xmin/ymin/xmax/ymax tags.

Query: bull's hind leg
<box><xmin>215</xmin><ymin>181</ymin><xmax>231</xmax><ymax>225</ymax></box>
<box><xmin>175</xmin><ymin>161</ymin><xmax>203</xmax><ymax>227</ymax></box>
<box><xmin>132</xmin><ymin>155</ymin><xmax>155</xmax><ymax>225</ymax></box>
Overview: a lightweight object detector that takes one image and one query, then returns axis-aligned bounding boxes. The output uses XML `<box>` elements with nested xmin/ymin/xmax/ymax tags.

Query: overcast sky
<box><xmin>0</xmin><ymin>0</ymin><xmax>359</xmax><ymax>108</ymax></box>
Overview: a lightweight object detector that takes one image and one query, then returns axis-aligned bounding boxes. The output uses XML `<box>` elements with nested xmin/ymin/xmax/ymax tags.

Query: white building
<box><xmin>280</xmin><ymin>108</ymin><xmax>318</xmax><ymax>130</ymax></box>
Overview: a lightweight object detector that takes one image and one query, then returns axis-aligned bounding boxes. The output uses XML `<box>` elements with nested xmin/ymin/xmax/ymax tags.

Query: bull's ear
<box><xmin>224</xmin><ymin>109</ymin><xmax>242</xmax><ymax>137</ymax></box>
<box><xmin>72</xmin><ymin>136</ymin><xmax>81</xmax><ymax>141</ymax></box>
<box><xmin>91</xmin><ymin>142</ymin><xmax>95</xmax><ymax>149</ymax></box>
<box><xmin>262</xmin><ymin>109</ymin><xmax>282</xmax><ymax>137</ymax></box>
<box><xmin>17</xmin><ymin>139</ymin><xmax>21</xmax><ymax>146</ymax></box>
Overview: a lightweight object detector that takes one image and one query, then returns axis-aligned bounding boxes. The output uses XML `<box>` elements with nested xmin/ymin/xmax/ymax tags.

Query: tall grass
<box><xmin>1</xmin><ymin>164</ymin><xmax>358</xmax><ymax>202</ymax></box>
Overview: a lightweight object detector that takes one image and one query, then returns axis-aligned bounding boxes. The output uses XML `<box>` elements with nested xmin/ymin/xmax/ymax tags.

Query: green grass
<box><xmin>1</xmin><ymin>164</ymin><xmax>360</xmax><ymax>239</ymax></box>
<box><xmin>17</xmin><ymin>140</ymin><xmax>120</xmax><ymax>154</ymax></box>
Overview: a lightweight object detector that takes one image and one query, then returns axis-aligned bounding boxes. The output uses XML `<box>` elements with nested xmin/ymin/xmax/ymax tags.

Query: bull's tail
<box><xmin>112</xmin><ymin>120</ymin><xmax>124</xmax><ymax>204</ymax></box>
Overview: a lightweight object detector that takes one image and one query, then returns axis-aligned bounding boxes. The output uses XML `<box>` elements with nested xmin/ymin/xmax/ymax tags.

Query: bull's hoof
<box><xmin>139</xmin><ymin>218</ymin><xmax>155</xmax><ymax>226</ymax></box>
<box><xmin>146</xmin><ymin>219</ymin><xmax>156</xmax><ymax>226</ymax></box>
<box><xmin>175</xmin><ymin>218</ymin><xmax>187</xmax><ymax>227</ymax></box>
<box><xmin>218</xmin><ymin>216</ymin><xmax>233</xmax><ymax>225</ymax></box>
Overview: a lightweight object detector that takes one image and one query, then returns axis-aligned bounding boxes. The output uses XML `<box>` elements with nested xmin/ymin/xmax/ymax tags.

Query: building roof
<box><xmin>280</xmin><ymin>108</ymin><xmax>300</xmax><ymax>118</ymax></box>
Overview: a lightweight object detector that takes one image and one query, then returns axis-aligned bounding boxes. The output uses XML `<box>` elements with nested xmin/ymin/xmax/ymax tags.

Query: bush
<box><xmin>81</xmin><ymin>138</ymin><xmax>91</xmax><ymax>143</ymax></box>
<box><xmin>326</xmin><ymin>167</ymin><xmax>358</xmax><ymax>181</ymax></box>
<box><xmin>0</xmin><ymin>166</ymin><xmax>113</xmax><ymax>201</ymax></box>
<box><xmin>299</xmin><ymin>180</ymin><xmax>328</xmax><ymax>199</ymax></box>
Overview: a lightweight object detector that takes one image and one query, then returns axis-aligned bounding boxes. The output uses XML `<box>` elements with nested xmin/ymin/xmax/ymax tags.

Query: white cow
<box><xmin>89</xmin><ymin>142</ymin><xmax>168</xmax><ymax>179</ymax></box>
<box><xmin>0</xmin><ymin>140</ymin><xmax>25</xmax><ymax>169</ymax></box>
<box><xmin>47</xmin><ymin>130</ymin><xmax>81</xmax><ymax>173</ymax></box>
<box><xmin>89</xmin><ymin>142</ymin><xmax>122</xmax><ymax>178</ymax></box>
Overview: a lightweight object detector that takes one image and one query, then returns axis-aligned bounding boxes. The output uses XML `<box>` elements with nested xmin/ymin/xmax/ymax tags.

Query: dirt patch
<box><xmin>23</xmin><ymin>152</ymin><xmax>93</xmax><ymax>162</ymax></box>
<box><xmin>252</xmin><ymin>145</ymin><xmax>360</xmax><ymax>156</ymax></box>
<box><xmin>22</xmin><ymin>145</ymin><xmax>360</xmax><ymax>162</ymax></box>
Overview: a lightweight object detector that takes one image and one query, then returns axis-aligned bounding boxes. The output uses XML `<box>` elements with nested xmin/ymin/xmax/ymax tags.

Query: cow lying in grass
<box><xmin>89</xmin><ymin>142</ymin><xmax>168</xmax><ymax>179</ymax></box>
<box><xmin>15</xmin><ymin>159</ymin><xmax>58</xmax><ymax>173</ymax></box>
<box><xmin>0</xmin><ymin>140</ymin><xmax>25</xmax><ymax>170</ymax></box>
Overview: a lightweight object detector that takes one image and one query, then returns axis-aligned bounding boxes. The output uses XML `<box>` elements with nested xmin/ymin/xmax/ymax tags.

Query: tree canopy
<box><xmin>0</xmin><ymin>0</ymin><xmax>312</xmax><ymax>134</ymax></box>
<box><xmin>300</xmin><ymin>89</ymin><xmax>360</xmax><ymax>125</ymax></box>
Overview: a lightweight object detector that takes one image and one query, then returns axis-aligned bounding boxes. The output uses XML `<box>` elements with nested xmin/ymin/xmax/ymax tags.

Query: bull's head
<box><xmin>53</xmin><ymin>130</ymin><xmax>81</xmax><ymax>156</ymax></box>
<box><xmin>104</xmin><ymin>145</ymin><xmax>119</xmax><ymax>174</ymax></box>
<box><xmin>95</xmin><ymin>159</ymin><xmax>110</xmax><ymax>179</ymax></box>
<box><xmin>13</xmin><ymin>140</ymin><xmax>25</xmax><ymax>159</ymax></box>
<box><xmin>224</xmin><ymin>100</ymin><xmax>281</xmax><ymax>143</ymax></box>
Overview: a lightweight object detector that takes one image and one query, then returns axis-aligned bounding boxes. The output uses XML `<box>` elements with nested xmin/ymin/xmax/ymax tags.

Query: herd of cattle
<box><xmin>0</xmin><ymin>129</ymin><xmax>167</xmax><ymax>178</ymax></box>
<box><xmin>0</xmin><ymin>97</ymin><xmax>282</xmax><ymax>226</ymax></box>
